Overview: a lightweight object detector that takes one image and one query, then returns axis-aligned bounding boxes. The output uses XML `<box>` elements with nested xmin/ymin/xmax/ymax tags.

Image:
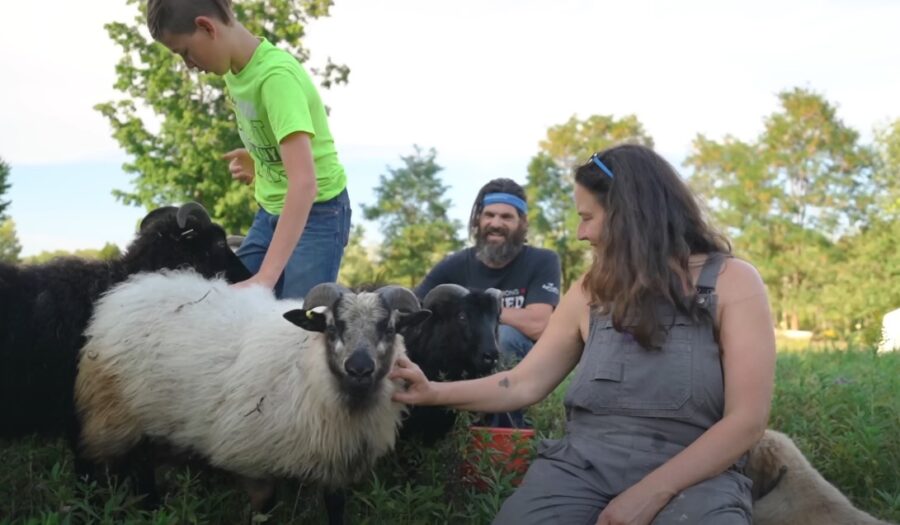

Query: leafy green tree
<box><xmin>98</xmin><ymin>242</ymin><xmax>123</xmax><ymax>261</ymax></box>
<box><xmin>816</xmin><ymin>118</ymin><xmax>900</xmax><ymax>344</ymax></box>
<box><xmin>0</xmin><ymin>157</ymin><xmax>10</xmax><ymax>220</ymax></box>
<box><xmin>363</xmin><ymin>147</ymin><xmax>462</xmax><ymax>288</ymax></box>
<box><xmin>96</xmin><ymin>0</ymin><xmax>349</xmax><ymax>233</ymax></box>
<box><xmin>0</xmin><ymin>219</ymin><xmax>22</xmax><ymax>264</ymax></box>
<box><xmin>687</xmin><ymin>88</ymin><xmax>878</xmax><ymax>331</ymax></box>
<box><xmin>526</xmin><ymin>115</ymin><xmax>654</xmax><ymax>289</ymax></box>
<box><xmin>820</xmin><ymin>218</ymin><xmax>900</xmax><ymax>345</ymax></box>
<box><xmin>338</xmin><ymin>225</ymin><xmax>386</xmax><ymax>288</ymax></box>
<box><xmin>874</xmin><ymin>118</ymin><xmax>900</xmax><ymax>219</ymax></box>
<box><xmin>22</xmin><ymin>243</ymin><xmax>122</xmax><ymax>265</ymax></box>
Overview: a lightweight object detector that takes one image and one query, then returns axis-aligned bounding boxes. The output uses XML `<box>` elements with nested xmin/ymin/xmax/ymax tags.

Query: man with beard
<box><xmin>416</xmin><ymin>179</ymin><xmax>561</xmax><ymax>427</ymax></box>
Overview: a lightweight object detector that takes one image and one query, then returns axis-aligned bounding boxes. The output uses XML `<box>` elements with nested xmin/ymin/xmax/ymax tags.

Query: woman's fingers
<box><xmin>389</xmin><ymin>364</ymin><xmax>417</xmax><ymax>382</ymax></box>
<box><xmin>395</xmin><ymin>354</ymin><xmax>415</xmax><ymax>369</ymax></box>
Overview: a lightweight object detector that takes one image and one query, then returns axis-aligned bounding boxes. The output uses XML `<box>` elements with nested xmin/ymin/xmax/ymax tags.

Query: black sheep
<box><xmin>399</xmin><ymin>284</ymin><xmax>501</xmax><ymax>444</ymax></box>
<box><xmin>0</xmin><ymin>202</ymin><xmax>250</xmax><ymax>439</ymax></box>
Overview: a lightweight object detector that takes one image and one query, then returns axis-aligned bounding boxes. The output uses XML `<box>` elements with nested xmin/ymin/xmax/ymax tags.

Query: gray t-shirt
<box><xmin>415</xmin><ymin>246</ymin><xmax>562</xmax><ymax>309</ymax></box>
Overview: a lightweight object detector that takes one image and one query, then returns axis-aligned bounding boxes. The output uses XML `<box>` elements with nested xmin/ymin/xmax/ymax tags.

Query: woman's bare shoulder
<box><xmin>717</xmin><ymin>256</ymin><xmax>768</xmax><ymax>306</ymax></box>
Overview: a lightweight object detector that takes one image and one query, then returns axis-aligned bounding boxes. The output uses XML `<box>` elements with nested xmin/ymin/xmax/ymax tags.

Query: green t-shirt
<box><xmin>224</xmin><ymin>39</ymin><xmax>346</xmax><ymax>214</ymax></box>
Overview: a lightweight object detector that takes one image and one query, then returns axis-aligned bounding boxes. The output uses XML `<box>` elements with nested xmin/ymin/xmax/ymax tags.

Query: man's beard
<box><xmin>475</xmin><ymin>225</ymin><xmax>527</xmax><ymax>267</ymax></box>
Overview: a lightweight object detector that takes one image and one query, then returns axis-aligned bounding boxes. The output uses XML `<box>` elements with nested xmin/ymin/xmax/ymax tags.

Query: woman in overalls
<box><xmin>392</xmin><ymin>144</ymin><xmax>776</xmax><ymax>524</ymax></box>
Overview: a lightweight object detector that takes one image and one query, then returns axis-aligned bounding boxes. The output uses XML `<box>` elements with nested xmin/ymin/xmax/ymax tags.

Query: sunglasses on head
<box><xmin>590</xmin><ymin>153</ymin><xmax>615</xmax><ymax>179</ymax></box>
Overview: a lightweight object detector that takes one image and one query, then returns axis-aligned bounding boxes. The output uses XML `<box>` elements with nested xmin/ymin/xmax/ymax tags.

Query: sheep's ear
<box><xmin>396</xmin><ymin>309</ymin><xmax>431</xmax><ymax>330</ymax></box>
<box><xmin>284</xmin><ymin>309</ymin><xmax>327</xmax><ymax>332</ymax></box>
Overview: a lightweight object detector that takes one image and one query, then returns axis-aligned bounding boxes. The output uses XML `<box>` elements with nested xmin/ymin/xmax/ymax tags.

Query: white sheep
<box><xmin>74</xmin><ymin>270</ymin><xmax>429</xmax><ymax>524</ymax></box>
<box><xmin>747</xmin><ymin>429</ymin><xmax>893</xmax><ymax>525</ymax></box>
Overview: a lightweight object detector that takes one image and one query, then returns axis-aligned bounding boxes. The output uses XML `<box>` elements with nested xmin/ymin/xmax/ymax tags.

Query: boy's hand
<box><xmin>230</xmin><ymin>273</ymin><xmax>277</xmax><ymax>292</ymax></box>
<box><xmin>224</xmin><ymin>148</ymin><xmax>255</xmax><ymax>184</ymax></box>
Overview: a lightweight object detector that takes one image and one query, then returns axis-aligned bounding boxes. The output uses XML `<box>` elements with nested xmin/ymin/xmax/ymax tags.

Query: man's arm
<box><xmin>501</xmin><ymin>249</ymin><xmax>562</xmax><ymax>340</ymax></box>
<box><xmin>500</xmin><ymin>305</ymin><xmax>553</xmax><ymax>341</ymax></box>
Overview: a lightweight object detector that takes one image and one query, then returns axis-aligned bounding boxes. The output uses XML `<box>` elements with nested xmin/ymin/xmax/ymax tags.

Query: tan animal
<box><xmin>747</xmin><ymin>429</ymin><xmax>894</xmax><ymax>525</ymax></box>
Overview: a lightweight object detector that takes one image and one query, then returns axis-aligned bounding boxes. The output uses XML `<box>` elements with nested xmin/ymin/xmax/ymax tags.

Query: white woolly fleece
<box><xmin>75</xmin><ymin>270</ymin><xmax>407</xmax><ymax>487</ymax></box>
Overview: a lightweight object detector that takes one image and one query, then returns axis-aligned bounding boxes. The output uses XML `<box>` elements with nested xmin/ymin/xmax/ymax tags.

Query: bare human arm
<box><xmin>392</xmin><ymin>275</ymin><xmax>590</xmax><ymax>412</ymax></box>
<box><xmin>597</xmin><ymin>257</ymin><xmax>776</xmax><ymax>525</ymax></box>
<box><xmin>500</xmin><ymin>249</ymin><xmax>561</xmax><ymax>340</ymax></box>
<box><xmin>500</xmin><ymin>303</ymin><xmax>553</xmax><ymax>341</ymax></box>
<box><xmin>232</xmin><ymin>132</ymin><xmax>317</xmax><ymax>290</ymax></box>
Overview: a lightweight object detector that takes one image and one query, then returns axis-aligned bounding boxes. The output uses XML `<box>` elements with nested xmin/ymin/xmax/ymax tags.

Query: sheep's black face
<box><xmin>123</xmin><ymin>206</ymin><xmax>251</xmax><ymax>283</ymax></box>
<box><xmin>430</xmin><ymin>292</ymin><xmax>501</xmax><ymax>377</ymax></box>
<box><xmin>460</xmin><ymin>293</ymin><xmax>502</xmax><ymax>374</ymax></box>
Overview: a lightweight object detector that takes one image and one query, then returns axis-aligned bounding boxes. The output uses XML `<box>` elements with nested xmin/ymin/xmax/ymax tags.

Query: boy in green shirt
<box><xmin>148</xmin><ymin>0</ymin><xmax>350</xmax><ymax>299</ymax></box>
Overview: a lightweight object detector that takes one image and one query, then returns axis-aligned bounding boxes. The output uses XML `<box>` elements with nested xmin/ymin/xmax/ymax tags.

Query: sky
<box><xmin>2</xmin><ymin>0</ymin><xmax>899</xmax><ymax>256</ymax></box>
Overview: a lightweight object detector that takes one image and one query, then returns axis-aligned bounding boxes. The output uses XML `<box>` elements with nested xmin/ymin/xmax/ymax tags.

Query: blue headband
<box><xmin>590</xmin><ymin>153</ymin><xmax>615</xmax><ymax>179</ymax></box>
<box><xmin>483</xmin><ymin>192</ymin><xmax>527</xmax><ymax>214</ymax></box>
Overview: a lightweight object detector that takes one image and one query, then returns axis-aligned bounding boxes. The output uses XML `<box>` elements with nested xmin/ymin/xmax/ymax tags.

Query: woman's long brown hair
<box><xmin>576</xmin><ymin>144</ymin><xmax>731</xmax><ymax>349</ymax></box>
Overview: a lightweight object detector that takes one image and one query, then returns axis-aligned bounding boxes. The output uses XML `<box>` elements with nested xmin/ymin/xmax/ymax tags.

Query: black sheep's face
<box><xmin>434</xmin><ymin>292</ymin><xmax>501</xmax><ymax>376</ymax></box>
<box><xmin>125</xmin><ymin>207</ymin><xmax>251</xmax><ymax>283</ymax></box>
<box><xmin>464</xmin><ymin>293</ymin><xmax>502</xmax><ymax>375</ymax></box>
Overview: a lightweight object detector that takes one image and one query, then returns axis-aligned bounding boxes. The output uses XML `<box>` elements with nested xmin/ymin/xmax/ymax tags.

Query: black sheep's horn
<box><xmin>422</xmin><ymin>283</ymin><xmax>470</xmax><ymax>309</ymax></box>
<box><xmin>376</xmin><ymin>285</ymin><xmax>421</xmax><ymax>313</ymax></box>
<box><xmin>304</xmin><ymin>283</ymin><xmax>349</xmax><ymax>310</ymax></box>
<box><xmin>176</xmin><ymin>202</ymin><xmax>212</xmax><ymax>229</ymax></box>
<box><xmin>139</xmin><ymin>206</ymin><xmax>177</xmax><ymax>233</ymax></box>
<box><xmin>485</xmin><ymin>287</ymin><xmax>503</xmax><ymax>305</ymax></box>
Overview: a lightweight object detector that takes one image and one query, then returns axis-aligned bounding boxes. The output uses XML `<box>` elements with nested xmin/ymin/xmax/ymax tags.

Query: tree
<box><xmin>686</xmin><ymin>88</ymin><xmax>878</xmax><ymax>331</ymax></box>
<box><xmin>525</xmin><ymin>114</ymin><xmax>654</xmax><ymax>289</ymax></box>
<box><xmin>874</xmin><ymin>118</ymin><xmax>900</xmax><ymax>219</ymax></box>
<box><xmin>338</xmin><ymin>225</ymin><xmax>386</xmax><ymax>288</ymax></box>
<box><xmin>820</xmin><ymin>218</ymin><xmax>900</xmax><ymax>345</ymax></box>
<box><xmin>363</xmin><ymin>147</ymin><xmax>462</xmax><ymax>288</ymax></box>
<box><xmin>0</xmin><ymin>156</ymin><xmax>10</xmax><ymax>220</ymax></box>
<box><xmin>22</xmin><ymin>243</ymin><xmax>122</xmax><ymax>265</ymax></box>
<box><xmin>816</xmin><ymin>118</ymin><xmax>900</xmax><ymax>345</ymax></box>
<box><xmin>0</xmin><ymin>219</ymin><xmax>21</xmax><ymax>264</ymax></box>
<box><xmin>96</xmin><ymin>0</ymin><xmax>349</xmax><ymax>233</ymax></box>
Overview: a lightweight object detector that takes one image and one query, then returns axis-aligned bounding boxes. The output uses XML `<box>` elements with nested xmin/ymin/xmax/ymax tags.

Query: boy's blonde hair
<box><xmin>147</xmin><ymin>0</ymin><xmax>234</xmax><ymax>40</ymax></box>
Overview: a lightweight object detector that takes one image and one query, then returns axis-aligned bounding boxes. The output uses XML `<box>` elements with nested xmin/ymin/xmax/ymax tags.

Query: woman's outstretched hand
<box><xmin>390</xmin><ymin>355</ymin><xmax>438</xmax><ymax>406</ymax></box>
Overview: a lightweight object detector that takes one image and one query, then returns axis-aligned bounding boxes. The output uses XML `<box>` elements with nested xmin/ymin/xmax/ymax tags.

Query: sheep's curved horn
<box><xmin>139</xmin><ymin>206</ymin><xmax>177</xmax><ymax>233</ymax></box>
<box><xmin>376</xmin><ymin>285</ymin><xmax>421</xmax><ymax>313</ymax></box>
<box><xmin>422</xmin><ymin>283</ymin><xmax>470</xmax><ymax>309</ymax></box>
<box><xmin>304</xmin><ymin>283</ymin><xmax>349</xmax><ymax>310</ymax></box>
<box><xmin>176</xmin><ymin>202</ymin><xmax>212</xmax><ymax>229</ymax></box>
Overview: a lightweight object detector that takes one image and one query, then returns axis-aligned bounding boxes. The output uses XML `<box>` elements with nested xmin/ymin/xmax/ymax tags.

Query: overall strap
<box><xmin>696</xmin><ymin>252</ymin><xmax>727</xmax><ymax>293</ymax></box>
<box><xmin>695</xmin><ymin>252</ymin><xmax>729</xmax><ymax>328</ymax></box>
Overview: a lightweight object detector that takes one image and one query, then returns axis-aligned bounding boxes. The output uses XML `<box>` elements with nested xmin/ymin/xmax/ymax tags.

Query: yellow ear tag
<box><xmin>306</xmin><ymin>310</ymin><xmax>315</xmax><ymax>319</ymax></box>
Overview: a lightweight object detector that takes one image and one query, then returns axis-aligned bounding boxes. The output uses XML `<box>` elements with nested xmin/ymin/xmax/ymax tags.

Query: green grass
<box><xmin>1</xmin><ymin>348</ymin><xmax>897</xmax><ymax>524</ymax></box>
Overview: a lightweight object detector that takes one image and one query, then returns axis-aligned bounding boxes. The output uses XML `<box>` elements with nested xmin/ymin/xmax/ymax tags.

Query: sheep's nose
<box><xmin>345</xmin><ymin>351</ymin><xmax>375</xmax><ymax>378</ymax></box>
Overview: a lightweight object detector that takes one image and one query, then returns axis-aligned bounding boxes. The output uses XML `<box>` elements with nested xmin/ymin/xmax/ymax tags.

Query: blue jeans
<box><xmin>237</xmin><ymin>189</ymin><xmax>351</xmax><ymax>300</ymax></box>
<box><xmin>482</xmin><ymin>324</ymin><xmax>535</xmax><ymax>428</ymax></box>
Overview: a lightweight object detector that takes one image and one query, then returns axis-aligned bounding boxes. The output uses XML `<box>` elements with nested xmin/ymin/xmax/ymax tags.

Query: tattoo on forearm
<box><xmin>498</xmin><ymin>377</ymin><xmax>510</xmax><ymax>389</ymax></box>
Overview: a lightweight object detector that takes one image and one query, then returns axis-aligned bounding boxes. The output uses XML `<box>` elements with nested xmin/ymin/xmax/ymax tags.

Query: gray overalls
<box><xmin>494</xmin><ymin>254</ymin><xmax>752</xmax><ymax>524</ymax></box>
